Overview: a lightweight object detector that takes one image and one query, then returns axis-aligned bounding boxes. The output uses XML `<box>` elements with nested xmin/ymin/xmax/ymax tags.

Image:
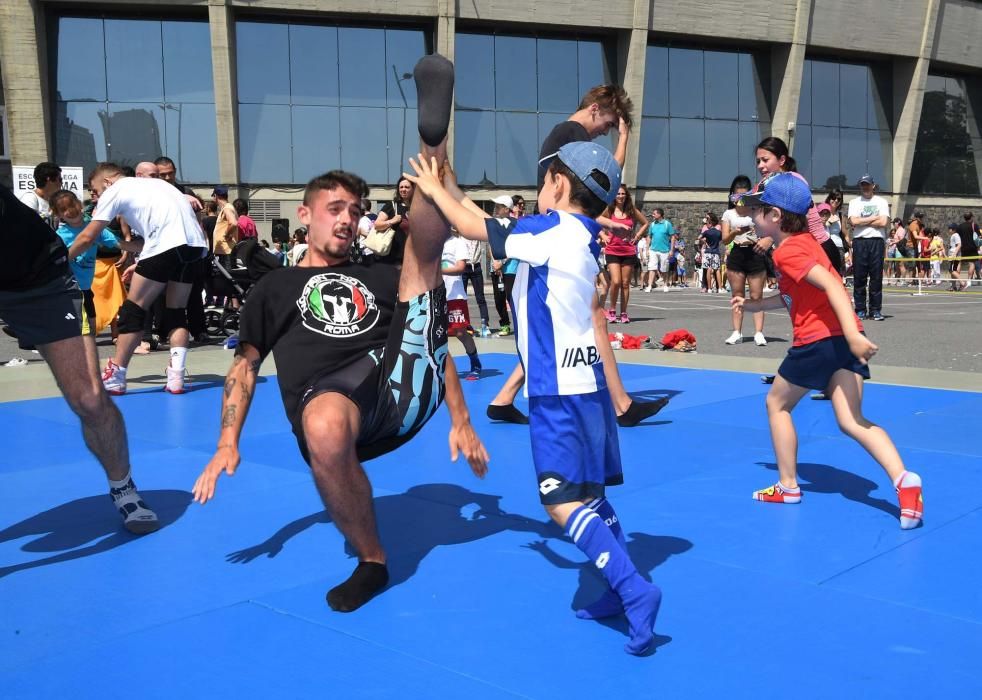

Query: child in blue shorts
<box><xmin>405</xmin><ymin>142</ymin><xmax>662</xmax><ymax>655</ymax></box>
<box><xmin>732</xmin><ymin>173</ymin><xmax>923</xmax><ymax>530</ymax></box>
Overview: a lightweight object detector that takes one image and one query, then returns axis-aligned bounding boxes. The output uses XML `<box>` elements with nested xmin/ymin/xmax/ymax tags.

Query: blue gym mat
<box><xmin>1</xmin><ymin>353</ymin><xmax>980</xmax><ymax>698</ymax></box>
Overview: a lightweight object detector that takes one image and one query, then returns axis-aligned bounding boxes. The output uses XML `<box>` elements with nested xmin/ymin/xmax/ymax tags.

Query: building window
<box><xmin>454</xmin><ymin>32</ymin><xmax>614</xmax><ymax>186</ymax></box>
<box><xmin>235</xmin><ymin>20</ymin><xmax>428</xmax><ymax>186</ymax></box>
<box><xmin>637</xmin><ymin>45</ymin><xmax>771</xmax><ymax>188</ymax></box>
<box><xmin>794</xmin><ymin>58</ymin><xmax>892</xmax><ymax>192</ymax></box>
<box><xmin>51</xmin><ymin>16</ymin><xmax>218</xmax><ymax>183</ymax></box>
<box><xmin>909</xmin><ymin>74</ymin><xmax>981</xmax><ymax>196</ymax></box>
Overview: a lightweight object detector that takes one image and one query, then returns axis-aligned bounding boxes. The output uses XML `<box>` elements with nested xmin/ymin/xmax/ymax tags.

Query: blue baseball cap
<box><xmin>739</xmin><ymin>172</ymin><xmax>813</xmax><ymax>215</ymax></box>
<box><xmin>538</xmin><ymin>141</ymin><xmax>622</xmax><ymax>206</ymax></box>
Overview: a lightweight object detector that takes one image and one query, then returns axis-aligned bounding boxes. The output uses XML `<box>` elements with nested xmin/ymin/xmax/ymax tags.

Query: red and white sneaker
<box><xmin>102</xmin><ymin>360</ymin><xmax>127</xmax><ymax>395</ymax></box>
<box><xmin>164</xmin><ymin>366</ymin><xmax>190</xmax><ymax>394</ymax></box>
<box><xmin>896</xmin><ymin>471</ymin><xmax>923</xmax><ymax>530</ymax></box>
<box><xmin>752</xmin><ymin>483</ymin><xmax>801</xmax><ymax>504</ymax></box>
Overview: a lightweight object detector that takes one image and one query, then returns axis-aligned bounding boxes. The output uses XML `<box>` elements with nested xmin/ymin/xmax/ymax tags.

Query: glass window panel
<box><xmin>105</xmin><ymin>20</ymin><xmax>163</xmax><ymax>102</ymax></box>
<box><xmin>494</xmin><ymin>36</ymin><xmax>537</xmax><ymax>111</ymax></box>
<box><xmin>292</xmin><ymin>106</ymin><xmax>341</xmax><ymax>183</ymax></box>
<box><xmin>739</xmin><ymin>120</ymin><xmax>769</xmax><ymax>181</ymax></box>
<box><xmin>867</xmin><ymin>129</ymin><xmax>894</xmax><ymax>192</ymax></box>
<box><xmin>290</xmin><ymin>25</ymin><xmax>339</xmax><ymax>106</ymax></box>
<box><xmin>537</xmin><ymin>39</ymin><xmax>579</xmax><ymax>112</ymax></box>
<box><xmin>669</xmin><ymin>48</ymin><xmax>704</xmax><ymax>118</ymax></box>
<box><xmin>162</xmin><ymin>21</ymin><xmax>214</xmax><ymax>103</ymax></box>
<box><xmin>454</xmin><ymin>34</ymin><xmax>495</xmax><ymax>110</ymax></box>
<box><xmin>669</xmin><ymin>118</ymin><xmax>705</xmax><ymax>186</ymax></box>
<box><xmin>106</xmin><ymin>103</ymin><xmax>166</xmax><ymax>167</ymax></box>
<box><xmin>704</xmin><ymin>51</ymin><xmax>739</xmax><ymax>120</ymax></box>
<box><xmin>739</xmin><ymin>53</ymin><xmax>765</xmax><ymax>122</ymax></box>
<box><xmin>163</xmin><ymin>103</ymin><xmax>218</xmax><ymax>183</ymax></box>
<box><xmin>839</xmin><ymin>127</ymin><xmax>867</xmax><ymax>187</ymax></box>
<box><xmin>791</xmin><ymin>124</ymin><xmax>811</xmax><ymax>184</ymax></box>
<box><xmin>385</xmin><ymin>28</ymin><xmax>426</xmax><ymax>108</ymax></box>
<box><xmin>867</xmin><ymin>68</ymin><xmax>890</xmax><ymax>131</ymax></box>
<box><xmin>454</xmin><ymin>110</ymin><xmax>497</xmax><ymax>185</ymax></box>
<box><xmin>797</xmin><ymin>60</ymin><xmax>812</xmax><ymax>126</ymax></box>
<box><xmin>55</xmin><ymin>18</ymin><xmax>107</xmax><ymax>102</ymax></box>
<box><xmin>810</xmin><ymin>61</ymin><xmax>840</xmax><ymax>127</ymax></box>
<box><xmin>339</xmin><ymin>29</ymin><xmax>387</xmax><ymax>107</ymax></box>
<box><xmin>643</xmin><ymin>46</ymin><xmax>669</xmax><ymax>117</ymax></box>
<box><xmin>577</xmin><ymin>40</ymin><xmax>609</xmax><ymax>99</ymax></box>
<box><xmin>495</xmin><ymin>112</ymin><xmax>538</xmax><ymax>185</ymax></box>
<box><xmin>53</xmin><ymin>102</ymin><xmax>109</xmax><ymax>174</ymax></box>
<box><xmin>809</xmin><ymin>125</ymin><xmax>839</xmax><ymax>190</ymax></box>
<box><xmin>838</xmin><ymin>63</ymin><xmax>867</xmax><ymax>129</ymax></box>
<box><xmin>238</xmin><ymin>104</ymin><xmax>292</xmax><ymax>183</ymax></box>
<box><xmin>236</xmin><ymin>22</ymin><xmax>290</xmax><ymax>104</ymax></box>
<box><xmin>339</xmin><ymin>107</ymin><xmax>388</xmax><ymax>183</ymax></box>
<box><xmin>387</xmin><ymin>106</ymin><xmax>418</xmax><ymax>183</ymax></box>
<box><xmin>705</xmin><ymin>120</ymin><xmax>739</xmax><ymax>188</ymax></box>
<box><xmin>637</xmin><ymin>117</ymin><xmax>669</xmax><ymax>186</ymax></box>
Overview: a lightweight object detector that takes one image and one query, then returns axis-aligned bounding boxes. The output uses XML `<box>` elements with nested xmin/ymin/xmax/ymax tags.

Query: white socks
<box><xmin>170</xmin><ymin>346</ymin><xmax>188</xmax><ymax>371</ymax></box>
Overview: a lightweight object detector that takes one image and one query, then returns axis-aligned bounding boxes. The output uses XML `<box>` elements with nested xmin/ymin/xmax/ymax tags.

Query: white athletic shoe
<box><xmin>725</xmin><ymin>331</ymin><xmax>743</xmax><ymax>345</ymax></box>
<box><xmin>754</xmin><ymin>332</ymin><xmax>768</xmax><ymax>346</ymax></box>
<box><xmin>164</xmin><ymin>366</ymin><xmax>189</xmax><ymax>394</ymax></box>
<box><xmin>661</xmin><ymin>285</ymin><xmax>669</xmax><ymax>293</ymax></box>
<box><xmin>643</xmin><ymin>286</ymin><xmax>652</xmax><ymax>293</ymax></box>
<box><xmin>102</xmin><ymin>360</ymin><xmax>127</xmax><ymax>395</ymax></box>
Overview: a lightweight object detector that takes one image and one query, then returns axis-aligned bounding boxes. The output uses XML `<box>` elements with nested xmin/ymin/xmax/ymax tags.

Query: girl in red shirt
<box><xmin>598</xmin><ymin>185</ymin><xmax>648</xmax><ymax>323</ymax></box>
<box><xmin>732</xmin><ymin>173</ymin><xmax>923</xmax><ymax>531</ymax></box>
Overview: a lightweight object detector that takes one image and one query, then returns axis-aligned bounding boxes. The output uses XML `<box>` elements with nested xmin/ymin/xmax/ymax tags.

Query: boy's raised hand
<box><xmin>404</xmin><ymin>154</ymin><xmax>444</xmax><ymax>199</ymax></box>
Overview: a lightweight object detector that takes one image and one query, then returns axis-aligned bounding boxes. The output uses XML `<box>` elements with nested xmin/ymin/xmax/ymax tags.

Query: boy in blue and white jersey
<box><xmin>405</xmin><ymin>142</ymin><xmax>662</xmax><ymax>655</ymax></box>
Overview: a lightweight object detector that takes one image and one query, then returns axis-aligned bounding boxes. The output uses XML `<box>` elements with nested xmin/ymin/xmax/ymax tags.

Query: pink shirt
<box><xmin>787</xmin><ymin>172</ymin><xmax>829</xmax><ymax>244</ymax></box>
<box><xmin>238</xmin><ymin>214</ymin><xmax>258</xmax><ymax>239</ymax></box>
<box><xmin>604</xmin><ymin>213</ymin><xmax>638</xmax><ymax>257</ymax></box>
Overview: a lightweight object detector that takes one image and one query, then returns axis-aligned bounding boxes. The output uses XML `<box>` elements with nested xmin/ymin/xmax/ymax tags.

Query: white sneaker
<box><xmin>661</xmin><ymin>285</ymin><xmax>669</xmax><ymax>293</ymax></box>
<box><xmin>725</xmin><ymin>331</ymin><xmax>743</xmax><ymax>345</ymax></box>
<box><xmin>643</xmin><ymin>286</ymin><xmax>651</xmax><ymax>293</ymax></box>
<box><xmin>165</xmin><ymin>366</ymin><xmax>189</xmax><ymax>394</ymax></box>
<box><xmin>102</xmin><ymin>360</ymin><xmax>127</xmax><ymax>395</ymax></box>
<box><xmin>754</xmin><ymin>332</ymin><xmax>768</xmax><ymax>346</ymax></box>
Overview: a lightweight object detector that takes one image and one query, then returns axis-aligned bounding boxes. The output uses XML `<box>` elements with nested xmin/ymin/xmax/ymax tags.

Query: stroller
<box><xmin>205</xmin><ymin>238</ymin><xmax>281</xmax><ymax>337</ymax></box>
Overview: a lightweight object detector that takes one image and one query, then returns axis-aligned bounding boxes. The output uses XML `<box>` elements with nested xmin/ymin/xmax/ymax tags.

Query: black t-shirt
<box><xmin>537</xmin><ymin>121</ymin><xmax>591</xmax><ymax>190</ymax></box>
<box><xmin>376</xmin><ymin>201</ymin><xmax>409</xmax><ymax>265</ymax></box>
<box><xmin>237</xmin><ymin>261</ymin><xmax>400</xmax><ymax>421</ymax></box>
<box><xmin>0</xmin><ymin>184</ymin><xmax>70</xmax><ymax>291</ymax></box>
<box><xmin>701</xmin><ymin>227</ymin><xmax>723</xmax><ymax>254</ymax></box>
<box><xmin>956</xmin><ymin>221</ymin><xmax>978</xmax><ymax>257</ymax></box>
<box><xmin>202</xmin><ymin>215</ymin><xmax>218</xmax><ymax>251</ymax></box>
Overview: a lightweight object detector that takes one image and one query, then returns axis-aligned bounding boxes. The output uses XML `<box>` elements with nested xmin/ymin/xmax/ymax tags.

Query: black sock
<box><xmin>616</xmin><ymin>398</ymin><xmax>669</xmax><ymax>427</ymax></box>
<box><xmin>326</xmin><ymin>561</ymin><xmax>389</xmax><ymax>613</ymax></box>
<box><xmin>467</xmin><ymin>351</ymin><xmax>481</xmax><ymax>372</ymax></box>
<box><xmin>413</xmin><ymin>55</ymin><xmax>454</xmax><ymax>147</ymax></box>
<box><xmin>486</xmin><ymin>403</ymin><xmax>529</xmax><ymax>424</ymax></box>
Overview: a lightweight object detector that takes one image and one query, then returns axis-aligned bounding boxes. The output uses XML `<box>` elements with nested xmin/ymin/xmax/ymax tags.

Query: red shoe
<box><xmin>896</xmin><ymin>472</ymin><xmax>923</xmax><ymax>530</ymax></box>
<box><xmin>752</xmin><ymin>483</ymin><xmax>801</xmax><ymax>504</ymax></box>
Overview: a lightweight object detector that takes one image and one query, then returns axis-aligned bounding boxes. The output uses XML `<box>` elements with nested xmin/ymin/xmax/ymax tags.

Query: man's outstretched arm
<box><xmin>443</xmin><ymin>352</ymin><xmax>489</xmax><ymax>478</ymax></box>
<box><xmin>193</xmin><ymin>343</ymin><xmax>262</xmax><ymax>503</ymax></box>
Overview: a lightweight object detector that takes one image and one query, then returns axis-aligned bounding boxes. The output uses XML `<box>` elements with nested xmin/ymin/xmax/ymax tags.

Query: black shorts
<box><xmin>136</xmin><ymin>245</ymin><xmax>209</xmax><ymax>284</ymax></box>
<box><xmin>82</xmin><ymin>289</ymin><xmax>97</xmax><ymax>337</ymax></box>
<box><xmin>0</xmin><ymin>275</ymin><xmax>82</xmax><ymax>349</ymax></box>
<box><xmin>778</xmin><ymin>335</ymin><xmax>871</xmax><ymax>391</ymax></box>
<box><xmin>605</xmin><ymin>253</ymin><xmax>636</xmax><ymax>267</ymax></box>
<box><xmin>726</xmin><ymin>245</ymin><xmax>767</xmax><ymax>275</ymax></box>
<box><xmin>294</xmin><ymin>285</ymin><xmax>449</xmax><ymax>463</ymax></box>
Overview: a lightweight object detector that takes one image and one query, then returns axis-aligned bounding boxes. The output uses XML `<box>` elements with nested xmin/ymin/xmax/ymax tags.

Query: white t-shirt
<box><xmin>847</xmin><ymin>195</ymin><xmax>890</xmax><ymax>240</ymax></box>
<box><xmin>949</xmin><ymin>232</ymin><xmax>961</xmax><ymax>256</ymax></box>
<box><xmin>93</xmin><ymin>177</ymin><xmax>207</xmax><ymax>259</ymax></box>
<box><xmin>721</xmin><ymin>208</ymin><xmax>756</xmax><ymax>245</ymax></box>
<box><xmin>357</xmin><ymin>215</ymin><xmax>374</xmax><ymax>256</ymax></box>
<box><xmin>288</xmin><ymin>243</ymin><xmax>308</xmax><ymax>266</ymax></box>
<box><xmin>441</xmin><ymin>236</ymin><xmax>470</xmax><ymax>300</ymax></box>
<box><xmin>17</xmin><ymin>190</ymin><xmax>55</xmax><ymax>228</ymax></box>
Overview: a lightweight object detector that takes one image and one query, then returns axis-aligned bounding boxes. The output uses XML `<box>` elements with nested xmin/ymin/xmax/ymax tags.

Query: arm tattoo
<box><xmin>224</xmin><ymin>377</ymin><xmax>237</xmax><ymax>398</ymax></box>
<box><xmin>248</xmin><ymin>359</ymin><xmax>261</xmax><ymax>375</ymax></box>
<box><xmin>222</xmin><ymin>404</ymin><xmax>237</xmax><ymax>428</ymax></box>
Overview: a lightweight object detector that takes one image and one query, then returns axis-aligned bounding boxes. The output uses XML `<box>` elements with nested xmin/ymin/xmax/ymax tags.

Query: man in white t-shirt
<box><xmin>67</xmin><ymin>161</ymin><xmax>209</xmax><ymax>395</ymax></box>
<box><xmin>847</xmin><ymin>174</ymin><xmax>890</xmax><ymax>321</ymax></box>
<box><xmin>356</xmin><ymin>198</ymin><xmax>375</xmax><ymax>258</ymax></box>
<box><xmin>17</xmin><ymin>161</ymin><xmax>62</xmax><ymax>229</ymax></box>
<box><xmin>442</xmin><ymin>234</ymin><xmax>482</xmax><ymax>379</ymax></box>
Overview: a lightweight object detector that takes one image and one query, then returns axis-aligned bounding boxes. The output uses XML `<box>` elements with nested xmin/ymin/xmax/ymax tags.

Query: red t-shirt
<box><xmin>604</xmin><ymin>214</ymin><xmax>637</xmax><ymax>257</ymax></box>
<box><xmin>774</xmin><ymin>232</ymin><xmax>863</xmax><ymax>347</ymax></box>
<box><xmin>238</xmin><ymin>214</ymin><xmax>258</xmax><ymax>239</ymax></box>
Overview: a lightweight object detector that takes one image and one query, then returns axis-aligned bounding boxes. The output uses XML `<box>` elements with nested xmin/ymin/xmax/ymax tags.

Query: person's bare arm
<box><xmin>632</xmin><ymin>210</ymin><xmax>649</xmax><ymax>242</ymax></box>
<box><xmin>613</xmin><ymin>117</ymin><xmax>629</xmax><ymax>168</ymax></box>
<box><xmin>804</xmin><ymin>264</ymin><xmax>877</xmax><ymax>363</ymax></box>
<box><xmin>373</xmin><ymin>208</ymin><xmax>401</xmax><ymax>232</ymax></box>
<box><xmin>441</xmin><ymin>163</ymin><xmax>490</xmax><ymax>220</ymax></box>
<box><xmin>404</xmin><ymin>155</ymin><xmax>488</xmax><ymax>241</ymax></box>
<box><xmin>731</xmin><ymin>293</ymin><xmax>786</xmax><ymax>313</ymax></box>
<box><xmin>67</xmin><ymin>219</ymin><xmax>110</xmax><ymax>259</ymax></box>
<box><xmin>193</xmin><ymin>343</ymin><xmax>263</xmax><ymax>503</ymax></box>
<box><xmin>443</xmin><ymin>353</ymin><xmax>489</xmax><ymax>478</ymax></box>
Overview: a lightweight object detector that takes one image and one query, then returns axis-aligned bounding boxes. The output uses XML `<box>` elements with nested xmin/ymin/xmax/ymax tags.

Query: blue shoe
<box><xmin>872</xmin><ymin>311</ymin><xmax>885</xmax><ymax>321</ymax></box>
<box><xmin>856</xmin><ymin>310</ymin><xmax>867</xmax><ymax>320</ymax></box>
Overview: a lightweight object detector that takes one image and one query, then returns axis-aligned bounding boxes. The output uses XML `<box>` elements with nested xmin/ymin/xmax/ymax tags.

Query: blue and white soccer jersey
<box><xmin>486</xmin><ymin>210</ymin><xmax>623</xmax><ymax>505</ymax></box>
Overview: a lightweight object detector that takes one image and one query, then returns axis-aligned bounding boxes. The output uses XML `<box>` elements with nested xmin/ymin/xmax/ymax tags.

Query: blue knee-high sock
<box><xmin>577</xmin><ymin>498</ymin><xmax>628</xmax><ymax>621</ymax></box>
<box><xmin>587</xmin><ymin>497</ymin><xmax>627</xmax><ymax>551</ymax></box>
<box><xmin>567</xmin><ymin>504</ymin><xmax>662</xmax><ymax>655</ymax></box>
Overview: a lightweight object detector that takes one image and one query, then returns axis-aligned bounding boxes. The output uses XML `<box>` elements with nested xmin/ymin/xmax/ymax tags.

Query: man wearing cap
<box><xmin>212</xmin><ymin>186</ymin><xmax>239</xmax><ymax>272</ymax></box>
<box><xmin>847</xmin><ymin>174</ymin><xmax>890</xmax><ymax>321</ymax></box>
<box><xmin>489</xmin><ymin>195</ymin><xmax>516</xmax><ymax>336</ymax></box>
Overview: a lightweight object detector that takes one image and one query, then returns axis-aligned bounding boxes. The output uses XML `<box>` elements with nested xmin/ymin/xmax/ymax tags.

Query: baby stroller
<box><xmin>205</xmin><ymin>238</ymin><xmax>281</xmax><ymax>337</ymax></box>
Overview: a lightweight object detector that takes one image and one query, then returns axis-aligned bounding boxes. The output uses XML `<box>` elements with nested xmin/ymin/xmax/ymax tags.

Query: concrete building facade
<box><xmin>2</xmin><ymin>0</ymin><xmax>981</xmax><ymax>237</ymax></box>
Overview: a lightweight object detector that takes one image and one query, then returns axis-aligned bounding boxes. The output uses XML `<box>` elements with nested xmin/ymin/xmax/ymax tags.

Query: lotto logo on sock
<box><xmin>595</xmin><ymin>552</ymin><xmax>610</xmax><ymax>569</ymax></box>
<box><xmin>539</xmin><ymin>477</ymin><xmax>562</xmax><ymax>495</ymax></box>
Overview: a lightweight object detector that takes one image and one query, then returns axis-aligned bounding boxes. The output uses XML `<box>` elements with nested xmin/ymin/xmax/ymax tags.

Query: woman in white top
<box><xmin>721</xmin><ymin>175</ymin><xmax>767</xmax><ymax>346</ymax></box>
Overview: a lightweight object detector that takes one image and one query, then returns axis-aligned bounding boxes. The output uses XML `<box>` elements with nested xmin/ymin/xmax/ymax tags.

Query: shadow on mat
<box><xmin>0</xmin><ymin>490</ymin><xmax>193</xmax><ymax>579</ymax></box>
<box><xmin>759</xmin><ymin>461</ymin><xmax>899</xmax><ymax>518</ymax></box>
<box><xmin>226</xmin><ymin>483</ymin><xmax>553</xmax><ymax>590</ymax></box>
<box><xmin>523</xmin><ymin>533</ymin><xmax>693</xmax><ymax>653</ymax></box>
<box><xmin>124</xmin><ymin>374</ymin><xmax>269</xmax><ymax>393</ymax></box>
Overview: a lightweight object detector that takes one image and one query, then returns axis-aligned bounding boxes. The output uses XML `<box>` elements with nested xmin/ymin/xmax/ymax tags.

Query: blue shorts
<box><xmin>528</xmin><ymin>389</ymin><xmax>623</xmax><ymax>505</ymax></box>
<box><xmin>778</xmin><ymin>335</ymin><xmax>871</xmax><ymax>391</ymax></box>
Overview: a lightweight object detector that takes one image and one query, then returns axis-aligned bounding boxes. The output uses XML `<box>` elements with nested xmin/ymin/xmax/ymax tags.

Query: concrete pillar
<box><xmin>770</xmin><ymin>0</ymin><xmax>812</xmax><ymax>148</ymax></box>
<box><xmin>0</xmin><ymin>0</ymin><xmax>51</xmax><ymax>165</ymax></box>
<box><xmin>617</xmin><ymin>27</ymin><xmax>648</xmax><ymax>187</ymax></box>
<box><xmin>208</xmin><ymin>1</ymin><xmax>239</xmax><ymax>187</ymax></box>
<box><xmin>435</xmin><ymin>0</ymin><xmax>456</xmax><ymax>161</ymax></box>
